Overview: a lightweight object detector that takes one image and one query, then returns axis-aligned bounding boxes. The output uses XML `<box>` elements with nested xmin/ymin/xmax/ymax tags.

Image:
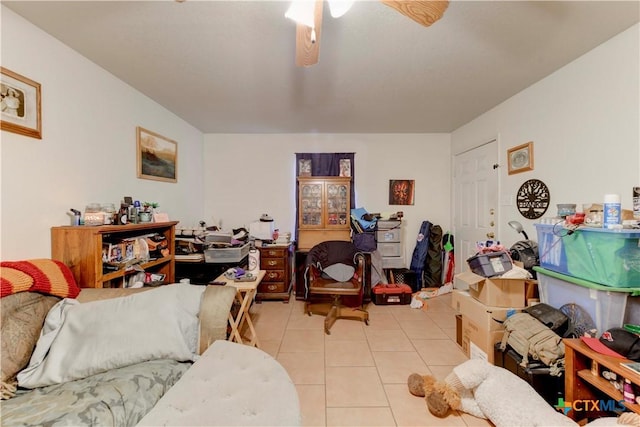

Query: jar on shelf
<box><xmin>101</xmin><ymin>203</ymin><xmax>116</xmax><ymax>225</ymax></box>
<box><xmin>84</xmin><ymin>203</ymin><xmax>104</xmax><ymax>226</ymax></box>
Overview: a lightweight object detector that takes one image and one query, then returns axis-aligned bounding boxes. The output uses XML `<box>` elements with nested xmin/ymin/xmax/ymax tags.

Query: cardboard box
<box><xmin>451</xmin><ymin>290</ymin><xmax>514</xmax><ymax>331</ymax></box>
<box><xmin>461</xmin><ymin>318</ymin><xmax>504</xmax><ymax>364</ymax></box>
<box><xmin>454</xmin><ymin>271</ymin><xmax>527</xmax><ymax>308</ymax></box>
<box><xmin>452</xmin><ymin>290</ymin><xmax>516</xmax><ymax>364</ymax></box>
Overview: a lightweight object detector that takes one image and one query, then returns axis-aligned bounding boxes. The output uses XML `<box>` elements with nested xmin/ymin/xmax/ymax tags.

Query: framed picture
<box><xmin>339</xmin><ymin>159</ymin><xmax>351</xmax><ymax>177</ymax></box>
<box><xmin>507</xmin><ymin>141</ymin><xmax>534</xmax><ymax>175</ymax></box>
<box><xmin>389</xmin><ymin>179</ymin><xmax>415</xmax><ymax>205</ymax></box>
<box><xmin>1</xmin><ymin>67</ymin><xmax>42</xmax><ymax>139</ymax></box>
<box><xmin>298</xmin><ymin>159</ymin><xmax>312</xmax><ymax>176</ymax></box>
<box><xmin>136</xmin><ymin>126</ymin><xmax>177</xmax><ymax>183</ymax></box>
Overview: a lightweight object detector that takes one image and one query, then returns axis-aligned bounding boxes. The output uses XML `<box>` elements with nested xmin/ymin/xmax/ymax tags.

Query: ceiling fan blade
<box><xmin>381</xmin><ymin>0</ymin><xmax>449</xmax><ymax>27</ymax></box>
<box><xmin>295</xmin><ymin>0</ymin><xmax>323</xmax><ymax>67</ymax></box>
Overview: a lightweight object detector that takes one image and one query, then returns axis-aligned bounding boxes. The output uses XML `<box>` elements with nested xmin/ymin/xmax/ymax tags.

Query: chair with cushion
<box><xmin>303</xmin><ymin>240</ymin><xmax>369</xmax><ymax>334</ymax></box>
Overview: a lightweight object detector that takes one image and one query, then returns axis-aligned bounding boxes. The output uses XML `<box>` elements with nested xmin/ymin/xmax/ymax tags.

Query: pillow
<box><xmin>17</xmin><ymin>283</ymin><xmax>205</xmax><ymax>389</ymax></box>
<box><xmin>0</xmin><ymin>259</ymin><xmax>80</xmax><ymax>299</ymax></box>
<box><xmin>322</xmin><ymin>263</ymin><xmax>356</xmax><ymax>282</ymax></box>
<box><xmin>1</xmin><ymin>292</ymin><xmax>60</xmax><ymax>399</ymax></box>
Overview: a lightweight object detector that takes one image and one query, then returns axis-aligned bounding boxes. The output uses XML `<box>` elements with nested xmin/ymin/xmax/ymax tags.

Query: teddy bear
<box><xmin>407</xmin><ymin>358</ymin><xmax>640</xmax><ymax>427</ymax></box>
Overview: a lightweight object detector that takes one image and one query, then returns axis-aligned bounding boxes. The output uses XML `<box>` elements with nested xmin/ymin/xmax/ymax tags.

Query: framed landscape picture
<box><xmin>1</xmin><ymin>67</ymin><xmax>42</xmax><ymax>139</ymax></box>
<box><xmin>136</xmin><ymin>127</ymin><xmax>177</xmax><ymax>183</ymax></box>
<box><xmin>507</xmin><ymin>141</ymin><xmax>534</xmax><ymax>175</ymax></box>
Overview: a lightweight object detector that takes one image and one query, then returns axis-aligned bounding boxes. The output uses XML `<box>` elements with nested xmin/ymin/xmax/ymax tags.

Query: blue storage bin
<box><xmin>534</xmin><ymin>223</ymin><xmax>640</xmax><ymax>287</ymax></box>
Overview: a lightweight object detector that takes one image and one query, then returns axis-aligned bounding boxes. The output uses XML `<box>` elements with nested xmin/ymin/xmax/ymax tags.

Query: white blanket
<box><xmin>18</xmin><ymin>283</ymin><xmax>205</xmax><ymax>389</ymax></box>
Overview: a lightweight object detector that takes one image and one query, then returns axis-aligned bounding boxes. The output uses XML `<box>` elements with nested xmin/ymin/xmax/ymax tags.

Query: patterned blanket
<box><xmin>0</xmin><ymin>259</ymin><xmax>80</xmax><ymax>299</ymax></box>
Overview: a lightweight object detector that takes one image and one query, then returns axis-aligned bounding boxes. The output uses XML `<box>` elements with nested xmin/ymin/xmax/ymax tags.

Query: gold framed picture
<box><xmin>1</xmin><ymin>67</ymin><xmax>42</xmax><ymax>139</ymax></box>
<box><xmin>507</xmin><ymin>141</ymin><xmax>534</xmax><ymax>175</ymax></box>
<box><xmin>136</xmin><ymin>126</ymin><xmax>177</xmax><ymax>183</ymax></box>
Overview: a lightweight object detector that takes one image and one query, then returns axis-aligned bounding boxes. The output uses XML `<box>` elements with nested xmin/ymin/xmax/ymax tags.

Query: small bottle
<box><xmin>623</xmin><ymin>378</ymin><xmax>635</xmax><ymax>403</ymax></box>
<box><xmin>633</xmin><ymin>187</ymin><xmax>640</xmax><ymax>220</ymax></box>
<box><xmin>603</xmin><ymin>194</ymin><xmax>621</xmax><ymax>229</ymax></box>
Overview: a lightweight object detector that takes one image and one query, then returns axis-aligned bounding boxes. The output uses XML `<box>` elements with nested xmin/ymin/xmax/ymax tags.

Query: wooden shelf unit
<box><xmin>51</xmin><ymin>221</ymin><xmax>178</xmax><ymax>288</ymax></box>
<box><xmin>564</xmin><ymin>338</ymin><xmax>640</xmax><ymax>421</ymax></box>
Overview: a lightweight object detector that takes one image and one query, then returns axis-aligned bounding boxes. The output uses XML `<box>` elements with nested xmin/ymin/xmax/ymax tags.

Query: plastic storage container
<box><xmin>466</xmin><ymin>251</ymin><xmax>512</xmax><ymax>277</ymax></box>
<box><xmin>534</xmin><ymin>223</ymin><xmax>640</xmax><ymax>287</ymax></box>
<box><xmin>204</xmin><ymin>243</ymin><xmax>250</xmax><ymax>263</ymax></box>
<box><xmin>534</xmin><ymin>267</ymin><xmax>640</xmax><ymax>334</ymax></box>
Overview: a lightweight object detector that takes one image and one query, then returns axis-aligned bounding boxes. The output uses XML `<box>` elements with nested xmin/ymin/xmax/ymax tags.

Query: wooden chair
<box><xmin>303</xmin><ymin>241</ymin><xmax>369</xmax><ymax>334</ymax></box>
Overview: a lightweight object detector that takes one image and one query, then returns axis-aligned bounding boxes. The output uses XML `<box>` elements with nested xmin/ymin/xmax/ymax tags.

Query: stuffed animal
<box><xmin>408</xmin><ymin>359</ymin><xmax>640</xmax><ymax>427</ymax></box>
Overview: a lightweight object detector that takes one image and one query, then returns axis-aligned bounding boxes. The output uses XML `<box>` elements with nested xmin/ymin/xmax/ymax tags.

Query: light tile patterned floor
<box><xmin>249</xmin><ymin>293</ymin><xmax>493</xmax><ymax>427</ymax></box>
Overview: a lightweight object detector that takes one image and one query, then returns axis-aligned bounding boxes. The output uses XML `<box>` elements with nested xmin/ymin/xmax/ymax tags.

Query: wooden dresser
<box><xmin>256</xmin><ymin>243</ymin><xmax>294</xmax><ymax>302</ymax></box>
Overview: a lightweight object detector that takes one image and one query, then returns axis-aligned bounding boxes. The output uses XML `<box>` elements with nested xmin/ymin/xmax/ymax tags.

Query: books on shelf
<box><xmin>620</xmin><ymin>362</ymin><xmax>640</xmax><ymax>376</ymax></box>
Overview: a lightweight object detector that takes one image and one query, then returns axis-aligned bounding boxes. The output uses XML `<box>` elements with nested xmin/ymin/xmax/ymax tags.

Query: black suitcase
<box><xmin>493</xmin><ymin>343</ymin><xmax>564</xmax><ymax>407</ymax></box>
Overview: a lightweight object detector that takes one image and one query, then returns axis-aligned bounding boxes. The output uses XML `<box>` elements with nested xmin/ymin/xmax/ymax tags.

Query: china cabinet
<box><xmin>297</xmin><ymin>177</ymin><xmax>351</xmax><ymax>251</ymax></box>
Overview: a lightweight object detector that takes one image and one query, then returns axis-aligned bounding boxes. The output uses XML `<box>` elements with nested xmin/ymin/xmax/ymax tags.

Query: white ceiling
<box><xmin>4</xmin><ymin>0</ymin><xmax>639</xmax><ymax>133</ymax></box>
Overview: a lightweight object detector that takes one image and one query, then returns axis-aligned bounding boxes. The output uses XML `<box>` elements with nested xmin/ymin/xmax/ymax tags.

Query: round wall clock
<box><xmin>516</xmin><ymin>179</ymin><xmax>550</xmax><ymax>219</ymax></box>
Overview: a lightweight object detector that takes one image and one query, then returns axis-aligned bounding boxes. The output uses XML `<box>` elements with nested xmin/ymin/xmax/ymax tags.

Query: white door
<box><xmin>453</xmin><ymin>140</ymin><xmax>499</xmax><ymax>274</ymax></box>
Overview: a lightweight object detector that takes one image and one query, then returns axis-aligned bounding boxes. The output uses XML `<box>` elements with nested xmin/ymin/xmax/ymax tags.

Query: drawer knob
<box><xmin>268</xmin><ymin>272</ymin><xmax>278</xmax><ymax>279</ymax></box>
<box><xmin>267</xmin><ymin>285</ymin><xmax>277</xmax><ymax>291</ymax></box>
<box><xmin>268</xmin><ymin>260</ymin><xmax>277</xmax><ymax>266</ymax></box>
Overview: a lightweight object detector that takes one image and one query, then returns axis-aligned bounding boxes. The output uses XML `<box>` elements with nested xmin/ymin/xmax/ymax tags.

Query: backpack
<box><xmin>500</xmin><ymin>312</ymin><xmax>565</xmax><ymax>372</ymax></box>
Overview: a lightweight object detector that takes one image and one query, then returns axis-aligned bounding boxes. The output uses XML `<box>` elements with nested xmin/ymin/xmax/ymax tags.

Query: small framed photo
<box><xmin>507</xmin><ymin>141</ymin><xmax>534</xmax><ymax>175</ymax></box>
<box><xmin>298</xmin><ymin>159</ymin><xmax>312</xmax><ymax>176</ymax></box>
<box><xmin>1</xmin><ymin>67</ymin><xmax>42</xmax><ymax>139</ymax></box>
<box><xmin>137</xmin><ymin>126</ymin><xmax>177</xmax><ymax>183</ymax></box>
<box><xmin>339</xmin><ymin>159</ymin><xmax>351</xmax><ymax>177</ymax></box>
<box><xmin>389</xmin><ymin>180</ymin><xmax>415</xmax><ymax>205</ymax></box>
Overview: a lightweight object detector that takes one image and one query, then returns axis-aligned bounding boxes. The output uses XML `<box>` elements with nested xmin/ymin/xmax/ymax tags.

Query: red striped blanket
<box><xmin>0</xmin><ymin>259</ymin><xmax>80</xmax><ymax>299</ymax></box>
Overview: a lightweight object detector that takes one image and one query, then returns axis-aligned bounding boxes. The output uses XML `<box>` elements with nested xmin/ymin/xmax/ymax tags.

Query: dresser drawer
<box><xmin>261</xmin><ymin>258</ymin><xmax>285</xmax><ymax>269</ymax></box>
<box><xmin>259</xmin><ymin>282</ymin><xmax>286</xmax><ymax>294</ymax></box>
<box><xmin>263</xmin><ymin>270</ymin><xmax>286</xmax><ymax>282</ymax></box>
<box><xmin>259</xmin><ymin>247</ymin><xmax>287</xmax><ymax>258</ymax></box>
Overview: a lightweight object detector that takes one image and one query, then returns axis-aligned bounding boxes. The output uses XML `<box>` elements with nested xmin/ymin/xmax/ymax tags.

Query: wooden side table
<box><xmin>213</xmin><ymin>270</ymin><xmax>266</xmax><ymax>348</ymax></box>
<box><xmin>564</xmin><ymin>338</ymin><xmax>640</xmax><ymax>421</ymax></box>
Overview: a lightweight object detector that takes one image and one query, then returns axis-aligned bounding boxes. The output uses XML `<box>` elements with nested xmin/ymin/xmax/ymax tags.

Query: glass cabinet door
<box><xmin>325</xmin><ymin>182</ymin><xmax>349</xmax><ymax>227</ymax></box>
<box><xmin>299</xmin><ymin>181</ymin><xmax>323</xmax><ymax>228</ymax></box>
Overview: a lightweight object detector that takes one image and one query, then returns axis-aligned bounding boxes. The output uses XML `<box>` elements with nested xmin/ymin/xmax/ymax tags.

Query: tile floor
<box><xmin>248</xmin><ymin>293</ymin><xmax>493</xmax><ymax>427</ymax></box>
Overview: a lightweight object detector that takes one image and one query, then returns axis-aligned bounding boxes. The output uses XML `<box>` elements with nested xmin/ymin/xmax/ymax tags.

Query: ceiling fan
<box><xmin>285</xmin><ymin>0</ymin><xmax>449</xmax><ymax>66</ymax></box>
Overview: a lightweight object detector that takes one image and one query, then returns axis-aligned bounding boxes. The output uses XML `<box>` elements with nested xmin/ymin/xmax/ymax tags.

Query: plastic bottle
<box><xmin>603</xmin><ymin>194</ymin><xmax>621</xmax><ymax>228</ymax></box>
<box><xmin>623</xmin><ymin>378</ymin><xmax>635</xmax><ymax>403</ymax></box>
<box><xmin>248</xmin><ymin>245</ymin><xmax>260</xmax><ymax>273</ymax></box>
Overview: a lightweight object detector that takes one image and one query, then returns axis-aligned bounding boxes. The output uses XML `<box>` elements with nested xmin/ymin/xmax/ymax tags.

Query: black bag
<box><xmin>353</xmin><ymin>232</ymin><xmax>376</xmax><ymax>252</ymax></box>
<box><xmin>524</xmin><ymin>303</ymin><xmax>569</xmax><ymax>337</ymax></box>
<box><xmin>422</xmin><ymin>224</ymin><xmax>443</xmax><ymax>287</ymax></box>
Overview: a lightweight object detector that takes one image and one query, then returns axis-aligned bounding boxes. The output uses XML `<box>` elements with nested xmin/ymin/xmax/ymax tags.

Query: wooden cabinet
<box><xmin>564</xmin><ymin>338</ymin><xmax>640</xmax><ymax>421</ymax></box>
<box><xmin>51</xmin><ymin>221</ymin><xmax>178</xmax><ymax>288</ymax></box>
<box><xmin>297</xmin><ymin>177</ymin><xmax>351</xmax><ymax>251</ymax></box>
<box><xmin>257</xmin><ymin>243</ymin><xmax>294</xmax><ymax>302</ymax></box>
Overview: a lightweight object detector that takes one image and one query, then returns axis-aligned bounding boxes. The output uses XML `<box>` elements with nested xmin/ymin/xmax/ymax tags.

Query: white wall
<box><xmin>452</xmin><ymin>24</ymin><xmax>640</xmax><ymax>247</ymax></box>
<box><xmin>0</xmin><ymin>6</ymin><xmax>206</xmax><ymax>260</ymax></box>
<box><xmin>202</xmin><ymin>134</ymin><xmax>452</xmax><ymax>262</ymax></box>
<box><xmin>2</xmin><ymin>4</ymin><xmax>637</xmax><ymax>266</ymax></box>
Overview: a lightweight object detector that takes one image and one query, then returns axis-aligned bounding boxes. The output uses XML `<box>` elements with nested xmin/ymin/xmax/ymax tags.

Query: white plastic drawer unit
<box><xmin>378</xmin><ymin>242</ymin><xmax>402</xmax><ymax>257</ymax></box>
<box><xmin>376</xmin><ymin>228</ymin><xmax>401</xmax><ymax>243</ymax></box>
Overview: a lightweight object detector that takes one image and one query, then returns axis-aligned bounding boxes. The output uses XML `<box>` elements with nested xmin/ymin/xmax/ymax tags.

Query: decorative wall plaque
<box><xmin>516</xmin><ymin>179</ymin><xmax>550</xmax><ymax>219</ymax></box>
